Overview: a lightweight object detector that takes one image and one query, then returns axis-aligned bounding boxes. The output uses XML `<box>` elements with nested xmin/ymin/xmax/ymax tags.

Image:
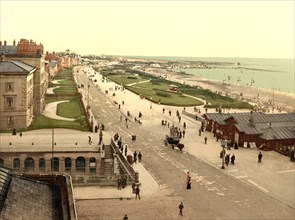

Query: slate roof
<box><xmin>204</xmin><ymin>112</ymin><xmax>295</xmax><ymax>124</ymax></box>
<box><xmin>0</xmin><ymin>167</ymin><xmax>62</xmax><ymax>219</ymax></box>
<box><xmin>0</xmin><ymin>46</ymin><xmax>17</xmax><ymax>55</ymax></box>
<box><xmin>0</xmin><ymin>60</ymin><xmax>36</xmax><ymax>74</ymax></box>
<box><xmin>259</xmin><ymin>126</ymin><xmax>295</xmax><ymax>140</ymax></box>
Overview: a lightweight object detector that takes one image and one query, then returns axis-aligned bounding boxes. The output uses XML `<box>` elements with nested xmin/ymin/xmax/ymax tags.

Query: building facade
<box><xmin>0</xmin><ymin>59</ymin><xmax>35</xmax><ymax>130</ymax></box>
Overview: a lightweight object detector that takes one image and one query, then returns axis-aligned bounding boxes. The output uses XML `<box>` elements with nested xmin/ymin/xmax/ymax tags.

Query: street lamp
<box><xmin>87</xmin><ymin>81</ymin><xmax>90</xmax><ymax>109</ymax></box>
<box><xmin>220</xmin><ymin>140</ymin><xmax>227</xmax><ymax>169</ymax></box>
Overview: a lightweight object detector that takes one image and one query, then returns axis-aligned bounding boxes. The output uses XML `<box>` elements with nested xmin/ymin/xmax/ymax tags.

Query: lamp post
<box><xmin>87</xmin><ymin>82</ymin><xmax>90</xmax><ymax>109</ymax></box>
<box><xmin>51</xmin><ymin>127</ymin><xmax>54</xmax><ymax>174</ymax></box>
<box><xmin>220</xmin><ymin>140</ymin><xmax>227</xmax><ymax>169</ymax></box>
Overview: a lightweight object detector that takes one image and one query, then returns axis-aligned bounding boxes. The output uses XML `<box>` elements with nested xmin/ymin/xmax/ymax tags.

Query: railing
<box><xmin>182</xmin><ymin>110</ymin><xmax>205</xmax><ymax>122</ymax></box>
<box><xmin>110</xmin><ymin>139</ymin><xmax>136</xmax><ymax>182</ymax></box>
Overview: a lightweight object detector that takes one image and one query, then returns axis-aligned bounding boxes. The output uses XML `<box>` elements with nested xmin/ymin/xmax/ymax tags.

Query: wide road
<box><xmin>76</xmin><ymin>67</ymin><xmax>294</xmax><ymax>219</ymax></box>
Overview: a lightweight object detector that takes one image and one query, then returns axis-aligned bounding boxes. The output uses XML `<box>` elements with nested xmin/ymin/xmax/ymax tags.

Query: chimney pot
<box><xmin>4</xmin><ymin>41</ymin><xmax>7</xmax><ymax>46</ymax></box>
<box><xmin>13</xmin><ymin>39</ymin><xmax>16</xmax><ymax>46</ymax></box>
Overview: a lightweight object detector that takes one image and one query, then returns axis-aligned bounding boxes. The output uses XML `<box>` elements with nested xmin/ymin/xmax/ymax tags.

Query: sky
<box><xmin>0</xmin><ymin>0</ymin><xmax>294</xmax><ymax>58</ymax></box>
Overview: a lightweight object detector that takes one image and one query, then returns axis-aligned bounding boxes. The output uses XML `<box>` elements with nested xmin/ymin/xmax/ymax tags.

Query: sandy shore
<box><xmin>143</xmin><ymin>67</ymin><xmax>295</xmax><ymax>113</ymax></box>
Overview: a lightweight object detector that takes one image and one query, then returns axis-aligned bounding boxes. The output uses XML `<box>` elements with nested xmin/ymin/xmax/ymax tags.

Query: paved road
<box><xmin>74</xmin><ymin>66</ymin><xmax>295</xmax><ymax>219</ymax></box>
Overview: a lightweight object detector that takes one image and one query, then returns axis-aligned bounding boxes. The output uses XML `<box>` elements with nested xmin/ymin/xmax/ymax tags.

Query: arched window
<box><xmin>75</xmin><ymin>157</ymin><xmax>85</xmax><ymax>173</ymax></box>
<box><xmin>65</xmin><ymin>157</ymin><xmax>71</xmax><ymax>173</ymax></box>
<box><xmin>39</xmin><ymin>158</ymin><xmax>45</xmax><ymax>172</ymax></box>
<box><xmin>13</xmin><ymin>158</ymin><xmax>20</xmax><ymax>169</ymax></box>
<box><xmin>51</xmin><ymin>157</ymin><xmax>59</xmax><ymax>172</ymax></box>
<box><xmin>89</xmin><ymin>157</ymin><xmax>96</xmax><ymax>174</ymax></box>
<box><xmin>24</xmin><ymin>157</ymin><xmax>34</xmax><ymax>172</ymax></box>
<box><xmin>0</xmin><ymin>158</ymin><xmax>4</xmax><ymax>166</ymax></box>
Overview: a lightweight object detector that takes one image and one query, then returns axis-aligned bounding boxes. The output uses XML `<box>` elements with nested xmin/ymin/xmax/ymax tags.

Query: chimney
<box><xmin>4</xmin><ymin>41</ymin><xmax>7</xmax><ymax>46</ymax></box>
<box><xmin>13</xmin><ymin>39</ymin><xmax>16</xmax><ymax>46</ymax></box>
<box><xmin>0</xmin><ymin>41</ymin><xmax>2</xmax><ymax>46</ymax></box>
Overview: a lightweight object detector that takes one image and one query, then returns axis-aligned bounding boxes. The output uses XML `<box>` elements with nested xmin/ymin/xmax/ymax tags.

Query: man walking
<box><xmin>135</xmin><ymin>186</ymin><xmax>141</xmax><ymax>199</ymax></box>
<box><xmin>123</xmin><ymin>214</ymin><xmax>128</xmax><ymax>220</ymax></box>
<box><xmin>179</xmin><ymin>202</ymin><xmax>184</xmax><ymax>216</ymax></box>
<box><xmin>138</xmin><ymin>151</ymin><xmax>142</xmax><ymax>162</ymax></box>
<box><xmin>204</xmin><ymin>136</ymin><xmax>207</xmax><ymax>144</ymax></box>
<box><xmin>258</xmin><ymin>151</ymin><xmax>263</xmax><ymax>163</ymax></box>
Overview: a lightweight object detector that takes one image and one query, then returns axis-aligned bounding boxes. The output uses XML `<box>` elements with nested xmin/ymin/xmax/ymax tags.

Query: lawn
<box><xmin>98</xmin><ymin>66</ymin><xmax>253</xmax><ymax>109</ymax></box>
<box><xmin>26</xmin><ymin>67</ymin><xmax>90</xmax><ymax>131</ymax></box>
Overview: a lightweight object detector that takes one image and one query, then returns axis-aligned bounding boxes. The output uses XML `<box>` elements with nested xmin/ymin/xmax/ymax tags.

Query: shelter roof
<box><xmin>259</xmin><ymin>126</ymin><xmax>295</xmax><ymax>140</ymax></box>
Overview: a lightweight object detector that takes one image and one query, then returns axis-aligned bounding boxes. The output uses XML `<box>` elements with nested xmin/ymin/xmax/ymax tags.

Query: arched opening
<box><xmin>89</xmin><ymin>157</ymin><xmax>96</xmax><ymax>174</ymax></box>
<box><xmin>51</xmin><ymin>157</ymin><xmax>59</xmax><ymax>172</ymax></box>
<box><xmin>39</xmin><ymin>158</ymin><xmax>45</xmax><ymax>172</ymax></box>
<box><xmin>65</xmin><ymin>157</ymin><xmax>71</xmax><ymax>173</ymax></box>
<box><xmin>0</xmin><ymin>158</ymin><xmax>4</xmax><ymax>166</ymax></box>
<box><xmin>75</xmin><ymin>157</ymin><xmax>85</xmax><ymax>173</ymax></box>
<box><xmin>24</xmin><ymin>157</ymin><xmax>34</xmax><ymax>172</ymax></box>
<box><xmin>13</xmin><ymin>158</ymin><xmax>20</xmax><ymax>169</ymax></box>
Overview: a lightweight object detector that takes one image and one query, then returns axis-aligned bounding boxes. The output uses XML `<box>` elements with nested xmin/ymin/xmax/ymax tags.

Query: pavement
<box><xmin>1</xmin><ymin>65</ymin><xmax>294</xmax><ymax>208</ymax></box>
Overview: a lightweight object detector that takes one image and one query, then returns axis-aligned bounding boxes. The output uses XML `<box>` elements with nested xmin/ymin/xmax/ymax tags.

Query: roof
<box><xmin>259</xmin><ymin>126</ymin><xmax>295</xmax><ymax>140</ymax></box>
<box><xmin>204</xmin><ymin>112</ymin><xmax>295</xmax><ymax>124</ymax></box>
<box><xmin>0</xmin><ymin>60</ymin><xmax>36</xmax><ymax>74</ymax></box>
<box><xmin>0</xmin><ymin>166</ymin><xmax>63</xmax><ymax>219</ymax></box>
<box><xmin>0</xmin><ymin>46</ymin><xmax>17</xmax><ymax>55</ymax></box>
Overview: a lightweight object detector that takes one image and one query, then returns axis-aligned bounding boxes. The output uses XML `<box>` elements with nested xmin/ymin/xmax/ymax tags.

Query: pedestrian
<box><xmin>199</xmin><ymin>128</ymin><xmax>201</xmax><ymax>136</ymax></box>
<box><xmin>179</xmin><ymin>202</ymin><xmax>184</xmax><ymax>216</ymax></box>
<box><xmin>138</xmin><ymin>151</ymin><xmax>142</xmax><ymax>162</ymax></box>
<box><xmin>163</xmin><ymin>108</ymin><xmax>165</xmax><ymax>114</ymax></box>
<box><xmin>117</xmin><ymin>178</ymin><xmax>122</xmax><ymax>190</ymax></box>
<box><xmin>169</xmin><ymin>110</ymin><xmax>171</xmax><ymax>116</ymax></box>
<box><xmin>120</xmin><ymin>115</ymin><xmax>122</xmax><ymax>121</ymax></box>
<box><xmin>133</xmin><ymin>151</ymin><xmax>137</xmax><ymax>161</ymax></box>
<box><xmin>135</xmin><ymin>186</ymin><xmax>141</xmax><ymax>199</ymax></box>
<box><xmin>123</xmin><ymin>214</ymin><xmax>128</xmax><ymax>220</ymax></box>
<box><xmin>125</xmin><ymin>117</ymin><xmax>128</xmax><ymax>124</ymax></box>
<box><xmin>183</xmin><ymin>122</ymin><xmax>186</xmax><ymax>129</ymax></box>
<box><xmin>182</xmin><ymin>130</ymin><xmax>185</xmax><ymax>138</ymax></box>
<box><xmin>99</xmin><ymin>131</ymin><xmax>103</xmax><ymax>145</ymax></box>
<box><xmin>19</xmin><ymin>132</ymin><xmax>22</xmax><ymax>137</ymax></box>
<box><xmin>231</xmin><ymin>154</ymin><xmax>235</xmax><ymax>165</ymax></box>
<box><xmin>204</xmin><ymin>136</ymin><xmax>207</xmax><ymax>144</ymax></box>
<box><xmin>225</xmin><ymin>154</ymin><xmax>230</xmax><ymax>166</ymax></box>
<box><xmin>178</xmin><ymin>116</ymin><xmax>181</xmax><ymax>123</ymax></box>
<box><xmin>186</xmin><ymin>172</ymin><xmax>191</xmax><ymax>189</ymax></box>
<box><xmin>258</xmin><ymin>151</ymin><xmax>263</xmax><ymax>163</ymax></box>
<box><xmin>88</xmin><ymin>136</ymin><xmax>92</xmax><ymax>145</ymax></box>
<box><xmin>124</xmin><ymin>145</ymin><xmax>128</xmax><ymax>157</ymax></box>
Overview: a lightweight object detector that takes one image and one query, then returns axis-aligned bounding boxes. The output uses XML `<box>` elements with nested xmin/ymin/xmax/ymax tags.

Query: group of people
<box><xmin>133</xmin><ymin>151</ymin><xmax>142</xmax><ymax>163</ymax></box>
<box><xmin>117</xmin><ymin>174</ymin><xmax>128</xmax><ymax>190</ymax></box>
<box><xmin>225</xmin><ymin>154</ymin><xmax>236</xmax><ymax>166</ymax></box>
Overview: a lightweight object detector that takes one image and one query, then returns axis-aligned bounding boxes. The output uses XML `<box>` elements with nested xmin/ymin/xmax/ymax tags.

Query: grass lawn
<box><xmin>27</xmin><ymin>67</ymin><xmax>90</xmax><ymax>131</ymax></box>
<box><xmin>99</xmin><ymin>66</ymin><xmax>252</xmax><ymax>108</ymax></box>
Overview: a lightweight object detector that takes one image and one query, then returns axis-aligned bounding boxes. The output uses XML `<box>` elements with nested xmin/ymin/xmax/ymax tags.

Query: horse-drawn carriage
<box><xmin>164</xmin><ymin>127</ymin><xmax>184</xmax><ymax>152</ymax></box>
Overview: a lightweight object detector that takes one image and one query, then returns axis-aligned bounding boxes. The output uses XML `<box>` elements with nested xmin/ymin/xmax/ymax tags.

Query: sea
<box><xmin>123</xmin><ymin>56</ymin><xmax>295</xmax><ymax>95</ymax></box>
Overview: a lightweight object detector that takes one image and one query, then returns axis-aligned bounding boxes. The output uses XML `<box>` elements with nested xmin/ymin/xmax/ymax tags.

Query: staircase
<box><xmin>101</xmin><ymin>145</ymin><xmax>114</xmax><ymax>176</ymax></box>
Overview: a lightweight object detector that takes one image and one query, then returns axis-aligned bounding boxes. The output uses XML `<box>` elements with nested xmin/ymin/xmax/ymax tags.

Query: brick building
<box><xmin>203</xmin><ymin>111</ymin><xmax>295</xmax><ymax>151</ymax></box>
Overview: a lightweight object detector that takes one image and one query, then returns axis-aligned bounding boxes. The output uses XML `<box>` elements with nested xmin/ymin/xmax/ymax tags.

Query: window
<box><xmin>7</xmin><ymin>116</ymin><xmax>14</xmax><ymax>126</ymax></box>
<box><xmin>6</xmin><ymin>82</ymin><xmax>14</xmax><ymax>92</ymax></box>
<box><xmin>13</xmin><ymin>158</ymin><xmax>20</xmax><ymax>169</ymax></box>
<box><xmin>75</xmin><ymin>157</ymin><xmax>85</xmax><ymax>173</ymax></box>
<box><xmin>39</xmin><ymin>158</ymin><xmax>45</xmax><ymax>172</ymax></box>
<box><xmin>5</xmin><ymin>96</ymin><xmax>15</xmax><ymax>109</ymax></box>
<box><xmin>24</xmin><ymin>157</ymin><xmax>34</xmax><ymax>172</ymax></box>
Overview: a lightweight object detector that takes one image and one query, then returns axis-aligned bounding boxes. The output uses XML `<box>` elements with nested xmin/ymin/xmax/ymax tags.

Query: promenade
<box><xmin>0</xmin><ymin>65</ymin><xmax>294</xmax><ymax>210</ymax></box>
